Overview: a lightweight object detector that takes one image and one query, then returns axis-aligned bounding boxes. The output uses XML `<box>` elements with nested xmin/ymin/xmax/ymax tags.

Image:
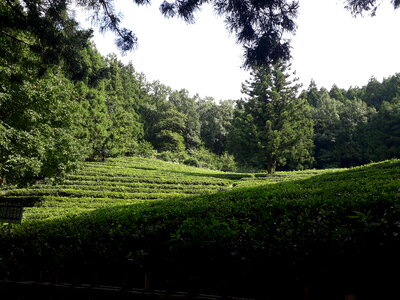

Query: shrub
<box><xmin>129</xmin><ymin>141</ymin><xmax>157</xmax><ymax>158</ymax></box>
<box><xmin>217</xmin><ymin>152</ymin><xmax>237</xmax><ymax>172</ymax></box>
<box><xmin>1</xmin><ymin>160</ymin><xmax>400</xmax><ymax>298</ymax></box>
<box><xmin>154</xmin><ymin>130</ymin><xmax>185</xmax><ymax>152</ymax></box>
<box><xmin>156</xmin><ymin>151</ymin><xmax>188</xmax><ymax>163</ymax></box>
<box><xmin>185</xmin><ymin>148</ymin><xmax>237</xmax><ymax>171</ymax></box>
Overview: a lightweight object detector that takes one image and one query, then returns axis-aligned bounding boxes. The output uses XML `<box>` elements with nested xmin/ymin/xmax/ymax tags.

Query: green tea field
<box><xmin>1</xmin><ymin>158</ymin><xmax>400</xmax><ymax>299</ymax></box>
<box><xmin>0</xmin><ymin>156</ymin><xmax>332</xmax><ymax>222</ymax></box>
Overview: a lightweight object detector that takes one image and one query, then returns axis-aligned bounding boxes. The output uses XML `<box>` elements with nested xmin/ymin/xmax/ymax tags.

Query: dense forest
<box><xmin>1</xmin><ymin>1</ymin><xmax>400</xmax><ymax>186</ymax></box>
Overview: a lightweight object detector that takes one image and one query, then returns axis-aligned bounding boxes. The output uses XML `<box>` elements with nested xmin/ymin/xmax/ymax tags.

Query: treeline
<box><xmin>1</xmin><ymin>3</ymin><xmax>400</xmax><ymax>185</ymax></box>
<box><xmin>301</xmin><ymin>76</ymin><xmax>400</xmax><ymax>169</ymax></box>
<box><xmin>0</xmin><ymin>35</ymin><xmax>238</xmax><ymax>185</ymax></box>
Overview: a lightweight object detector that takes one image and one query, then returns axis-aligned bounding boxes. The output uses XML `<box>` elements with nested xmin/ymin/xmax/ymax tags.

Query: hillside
<box><xmin>1</xmin><ymin>158</ymin><xmax>400</xmax><ymax>299</ymax></box>
<box><xmin>0</xmin><ymin>157</ymin><xmax>330</xmax><ymax>222</ymax></box>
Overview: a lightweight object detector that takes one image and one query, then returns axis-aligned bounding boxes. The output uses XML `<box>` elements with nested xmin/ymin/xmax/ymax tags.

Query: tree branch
<box><xmin>0</xmin><ymin>30</ymin><xmax>34</xmax><ymax>47</ymax></box>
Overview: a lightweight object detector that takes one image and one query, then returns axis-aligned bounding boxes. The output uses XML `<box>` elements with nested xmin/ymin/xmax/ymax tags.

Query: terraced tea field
<box><xmin>1</xmin><ymin>159</ymin><xmax>399</xmax><ymax>299</ymax></box>
<box><xmin>0</xmin><ymin>157</ymin><xmax>333</xmax><ymax>222</ymax></box>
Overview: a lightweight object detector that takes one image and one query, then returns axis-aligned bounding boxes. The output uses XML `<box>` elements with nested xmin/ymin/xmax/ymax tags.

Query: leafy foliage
<box><xmin>1</xmin><ymin>159</ymin><xmax>400</xmax><ymax>297</ymax></box>
<box><xmin>0</xmin><ymin>71</ymin><xmax>86</xmax><ymax>185</ymax></box>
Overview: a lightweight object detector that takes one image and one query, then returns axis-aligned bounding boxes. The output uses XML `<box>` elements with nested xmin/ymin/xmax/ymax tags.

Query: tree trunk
<box><xmin>266</xmin><ymin>154</ymin><xmax>276</xmax><ymax>174</ymax></box>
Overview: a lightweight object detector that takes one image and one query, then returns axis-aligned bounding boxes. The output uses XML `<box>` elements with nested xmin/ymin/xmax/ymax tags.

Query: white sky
<box><xmin>76</xmin><ymin>0</ymin><xmax>400</xmax><ymax>100</ymax></box>
<box><xmin>291</xmin><ymin>0</ymin><xmax>400</xmax><ymax>92</ymax></box>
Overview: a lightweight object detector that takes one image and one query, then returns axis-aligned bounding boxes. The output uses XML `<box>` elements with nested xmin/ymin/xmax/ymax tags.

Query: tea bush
<box><xmin>0</xmin><ymin>159</ymin><xmax>399</xmax><ymax>298</ymax></box>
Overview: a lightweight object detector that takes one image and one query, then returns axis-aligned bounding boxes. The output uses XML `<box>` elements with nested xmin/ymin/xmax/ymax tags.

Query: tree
<box><xmin>308</xmin><ymin>90</ymin><xmax>342</xmax><ymax>168</ymax></box>
<box><xmin>169</xmin><ymin>89</ymin><xmax>202</xmax><ymax>150</ymax></box>
<box><xmin>366</xmin><ymin>98</ymin><xmax>400</xmax><ymax>161</ymax></box>
<box><xmin>1</xmin><ymin>0</ymin><xmax>299</xmax><ymax>67</ymax></box>
<box><xmin>227</xmin><ymin>100</ymin><xmax>261</xmax><ymax>168</ymax></box>
<box><xmin>302</xmin><ymin>81</ymin><xmax>377</xmax><ymax>168</ymax></box>
<box><xmin>0</xmin><ymin>0</ymin><xmax>92</xmax><ymax>76</ymax></box>
<box><xmin>0</xmin><ymin>70</ymin><xmax>86</xmax><ymax>185</ymax></box>
<box><xmin>155</xmin><ymin>130</ymin><xmax>186</xmax><ymax>152</ymax></box>
<box><xmin>361</xmin><ymin>76</ymin><xmax>385</xmax><ymax>109</ymax></box>
<box><xmin>3</xmin><ymin>0</ymin><xmax>399</xmax><ymax>68</ymax></box>
<box><xmin>301</xmin><ymin>80</ymin><xmax>321</xmax><ymax>107</ymax></box>
<box><xmin>335</xmin><ymin>98</ymin><xmax>376</xmax><ymax>167</ymax></box>
<box><xmin>198</xmin><ymin>98</ymin><xmax>234</xmax><ymax>155</ymax></box>
<box><xmin>228</xmin><ymin>61</ymin><xmax>314</xmax><ymax>173</ymax></box>
<box><xmin>140</xmin><ymin>81</ymin><xmax>187</xmax><ymax>152</ymax></box>
<box><xmin>329</xmin><ymin>84</ymin><xmax>347</xmax><ymax>102</ymax></box>
<box><xmin>103</xmin><ymin>55</ymin><xmax>143</xmax><ymax>157</ymax></box>
<box><xmin>360</xmin><ymin>74</ymin><xmax>400</xmax><ymax>109</ymax></box>
<box><xmin>345</xmin><ymin>0</ymin><xmax>400</xmax><ymax>16</ymax></box>
<box><xmin>0</xmin><ymin>9</ymin><xmax>97</xmax><ymax>184</ymax></box>
<box><xmin>160</xmin><ymin>0</ymin><xmax>298</xmax><ymax>67</ymax></box>
<box><xmin>75</xmin><ymin>82</ymin><xmax>111</xmax><ymax>161</ymax></box>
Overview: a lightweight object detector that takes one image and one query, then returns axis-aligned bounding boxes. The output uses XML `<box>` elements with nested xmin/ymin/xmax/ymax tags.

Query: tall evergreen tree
<box><xmin>103</xmin><ymin>55</ymin><xmax>143</xmax><ymax>157</ymax></box>
<box><xmin>0</xmin><ymin>0</ymin><xmax>92</xmax><ymax>77</ymax></box>
<box><xmin>229</xmin><ymin>61</ymin><xmax>314</xmax><ymax>173</ymax></box>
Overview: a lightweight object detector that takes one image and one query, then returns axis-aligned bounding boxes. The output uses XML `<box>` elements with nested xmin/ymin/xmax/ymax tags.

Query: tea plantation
<box><xmin>1</xmin><ymin>157</ymin><xmax>400</xmax><ymax>299</ymax></box>
<box><xmin>0</xmin><ymin>157</ymin><xmax>330</xmax><ymax>221</ymax></box>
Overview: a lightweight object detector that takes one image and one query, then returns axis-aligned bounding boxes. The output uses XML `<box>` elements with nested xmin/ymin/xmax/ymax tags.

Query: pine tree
<box><xmin>229</xmin><ymin>61</ymin><xmax>314</xmax><ymax>173</ymax></box>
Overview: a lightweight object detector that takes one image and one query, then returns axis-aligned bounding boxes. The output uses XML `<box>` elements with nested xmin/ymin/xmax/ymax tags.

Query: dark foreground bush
<box><xmin>1</xmin><ymin>160</ymin><xmax>400</xmax><ymax>299</ymax></box>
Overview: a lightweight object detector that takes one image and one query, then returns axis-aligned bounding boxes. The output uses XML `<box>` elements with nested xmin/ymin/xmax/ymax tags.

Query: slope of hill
<box><xmin>0</xmin><ymin>156</ymin><xmax>330</xmax><ymax>222</ymax></box>
<box><xmin>1</xmin><ymin>158</ymin><xmax>399</xmax><ymax>299</ymax></box>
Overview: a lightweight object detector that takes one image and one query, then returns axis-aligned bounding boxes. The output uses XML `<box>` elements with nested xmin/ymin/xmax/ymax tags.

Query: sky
<box><xmin>75</xmin><ymin>0</ymin><xmax>400</xmax><ymax>100</ymax></box>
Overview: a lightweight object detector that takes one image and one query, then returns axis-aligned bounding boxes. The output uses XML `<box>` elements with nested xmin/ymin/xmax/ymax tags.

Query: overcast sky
<box><xmin>76</xmin><ymin>0</ymin><xmax>400</xmax><ymax>100</ymax></box>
